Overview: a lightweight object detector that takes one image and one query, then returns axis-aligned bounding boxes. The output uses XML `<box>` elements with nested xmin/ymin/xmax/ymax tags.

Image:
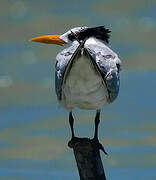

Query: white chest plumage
<box><xmin>61</xmin><ymin>55</ymin><xmax>109</xmax><ymax>110</ymax></box>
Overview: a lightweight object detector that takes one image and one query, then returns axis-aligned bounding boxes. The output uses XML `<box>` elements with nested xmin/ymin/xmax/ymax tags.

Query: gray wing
<box><xmin>55</xmin><ymin>43</ymin><xmax>82</xmax><ymax>100</ymax></box>
<box><xmin>85</xmin><ymin>44</ymin><xmax>122</xmax><ymax>103</ymax></box>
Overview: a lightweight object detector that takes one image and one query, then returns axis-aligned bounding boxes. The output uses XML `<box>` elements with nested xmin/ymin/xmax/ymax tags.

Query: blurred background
<box><xmin>0</xmin><ymin>0</ymin><xmax>156</xmax><ymax>179</ymax></box>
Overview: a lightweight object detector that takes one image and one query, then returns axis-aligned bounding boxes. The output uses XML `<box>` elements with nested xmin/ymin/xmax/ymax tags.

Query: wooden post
<box><xmin>68</xmin><ymin>137</ymin><xmax>107</xmax><ymax>180</ymax></box>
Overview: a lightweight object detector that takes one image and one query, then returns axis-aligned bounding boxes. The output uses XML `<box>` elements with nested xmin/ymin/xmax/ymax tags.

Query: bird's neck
<box><xmin>85</xmin><ymin>37</ymin><xmax>107</xmax><ymax>47</ymax></box>
<box><xmin>63</xmin><ymin>37</ymin><xmax>107</xmax><ymax>49</ymax></box>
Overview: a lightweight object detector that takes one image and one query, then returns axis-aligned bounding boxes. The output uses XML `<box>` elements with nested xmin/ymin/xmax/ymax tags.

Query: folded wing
<box><xmin>85</xmin><ymin>44</ymin><xmax>121</xmax><ymax>103</ymax></box>
<box><xmin>55</xmin><ymin>43</ymin><xmax>82</xmax><ymax>100</ymax></box>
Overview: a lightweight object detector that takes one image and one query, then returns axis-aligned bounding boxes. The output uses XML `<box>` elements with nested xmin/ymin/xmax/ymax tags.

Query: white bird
<box><xmin>31</xmin><ymin>26</ymin><xmax>121</xmax><ymax>150</ymax></box>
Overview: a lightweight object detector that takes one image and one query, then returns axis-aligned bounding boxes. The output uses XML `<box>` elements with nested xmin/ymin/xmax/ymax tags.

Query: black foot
<box><xmin>68</xmin><ymin>136</ymin><xmax>89</xmax><ymax>148</ymax></box>
<box><xmin>91</xmin><ymin>138</ymin><xmax>108</xmax><ymax>155</ymax></box>
<box><xmin>68</xmin><ymin>136</ymin><xmax>108</xmax><ymax>155</ymax></box>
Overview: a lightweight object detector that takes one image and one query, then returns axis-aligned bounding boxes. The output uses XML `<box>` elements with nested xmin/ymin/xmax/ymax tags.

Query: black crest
<box><xmin>68</xmin><ymin>26</ymin><xmax>111</xmax><ymax>43</ymax></box>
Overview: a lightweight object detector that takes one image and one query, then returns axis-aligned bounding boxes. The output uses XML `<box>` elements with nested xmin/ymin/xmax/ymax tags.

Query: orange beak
<box><xmin>30</xmin><ymin>35</ymin><xmax>66</xmax><ymax>46</ymax></box>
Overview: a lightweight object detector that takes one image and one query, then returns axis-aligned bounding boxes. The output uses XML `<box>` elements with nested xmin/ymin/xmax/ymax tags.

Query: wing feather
<box><xmin>55</xmin><ymin>43</ymin><xmax>85</xmax><ymax>100</ymax></box>
<box><xmin>85</xmin><ymin>44</ymin><xmax>121</xmax><ymax>102</ymax></box>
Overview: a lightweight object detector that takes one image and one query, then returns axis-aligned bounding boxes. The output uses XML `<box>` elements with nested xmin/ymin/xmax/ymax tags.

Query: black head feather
<box><xmin>68</xmin><ymin>26</ymin><xmax>111</xmax><ymax>43</ymax></box>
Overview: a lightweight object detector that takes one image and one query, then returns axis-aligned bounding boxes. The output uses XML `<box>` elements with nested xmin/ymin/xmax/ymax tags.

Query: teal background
<box><xmin>0</xmin><ymin>0</ymin><xmax>156</xmax><ymax>179</ymax></box>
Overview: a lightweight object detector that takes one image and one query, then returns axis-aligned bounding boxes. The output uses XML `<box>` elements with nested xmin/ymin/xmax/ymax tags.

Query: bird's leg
<box><xmin>69</xmin><ymin>111</ymin><xmax>75</xmax><ymax>139</ymax></box>
<box><xmin>93</xmin><ymin>109</ymin><xmax>100</xmax><ymax>140</ymax></box>
<box><xmin>93</xmin><ymin>109</ymin><xmax>108</xmax><ymax>155</ymax></box>
<box><xmin>68</xmin><ymin>112</ymin><xmax>82</xmax><ymax>148</ymax></box>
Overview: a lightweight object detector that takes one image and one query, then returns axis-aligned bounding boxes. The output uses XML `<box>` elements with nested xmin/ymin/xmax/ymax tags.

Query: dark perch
<box><xmin>68</xmin><ymin>137</ymin><xmax>107</xmax><ymax>180</ymax></box>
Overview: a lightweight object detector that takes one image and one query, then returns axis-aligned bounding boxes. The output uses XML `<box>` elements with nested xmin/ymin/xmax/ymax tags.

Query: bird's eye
<box><xmin>68</xmin><ymin>34</ymin><xmax>75</xmax><ymax>41</ymax></box>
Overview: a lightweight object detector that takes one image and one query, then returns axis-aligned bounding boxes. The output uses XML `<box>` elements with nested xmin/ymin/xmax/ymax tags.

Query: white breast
<box><xmin>61</xmin><ymin>55</ymin><xmax>109</xmax><ymax>110</ymax></box>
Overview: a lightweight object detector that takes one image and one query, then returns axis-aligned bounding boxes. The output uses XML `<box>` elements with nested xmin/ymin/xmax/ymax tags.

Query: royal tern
<box><xmin>31</xmin><ymin>26</ymin><xmax>121</xmax><ymax>147</ymax></box>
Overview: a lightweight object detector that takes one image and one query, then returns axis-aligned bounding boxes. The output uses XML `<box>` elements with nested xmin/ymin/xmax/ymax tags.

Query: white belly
<box><xmin>61</xmin><ymin>55</ymin><xmax>109</xmax><ymax>110</ymax></box>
